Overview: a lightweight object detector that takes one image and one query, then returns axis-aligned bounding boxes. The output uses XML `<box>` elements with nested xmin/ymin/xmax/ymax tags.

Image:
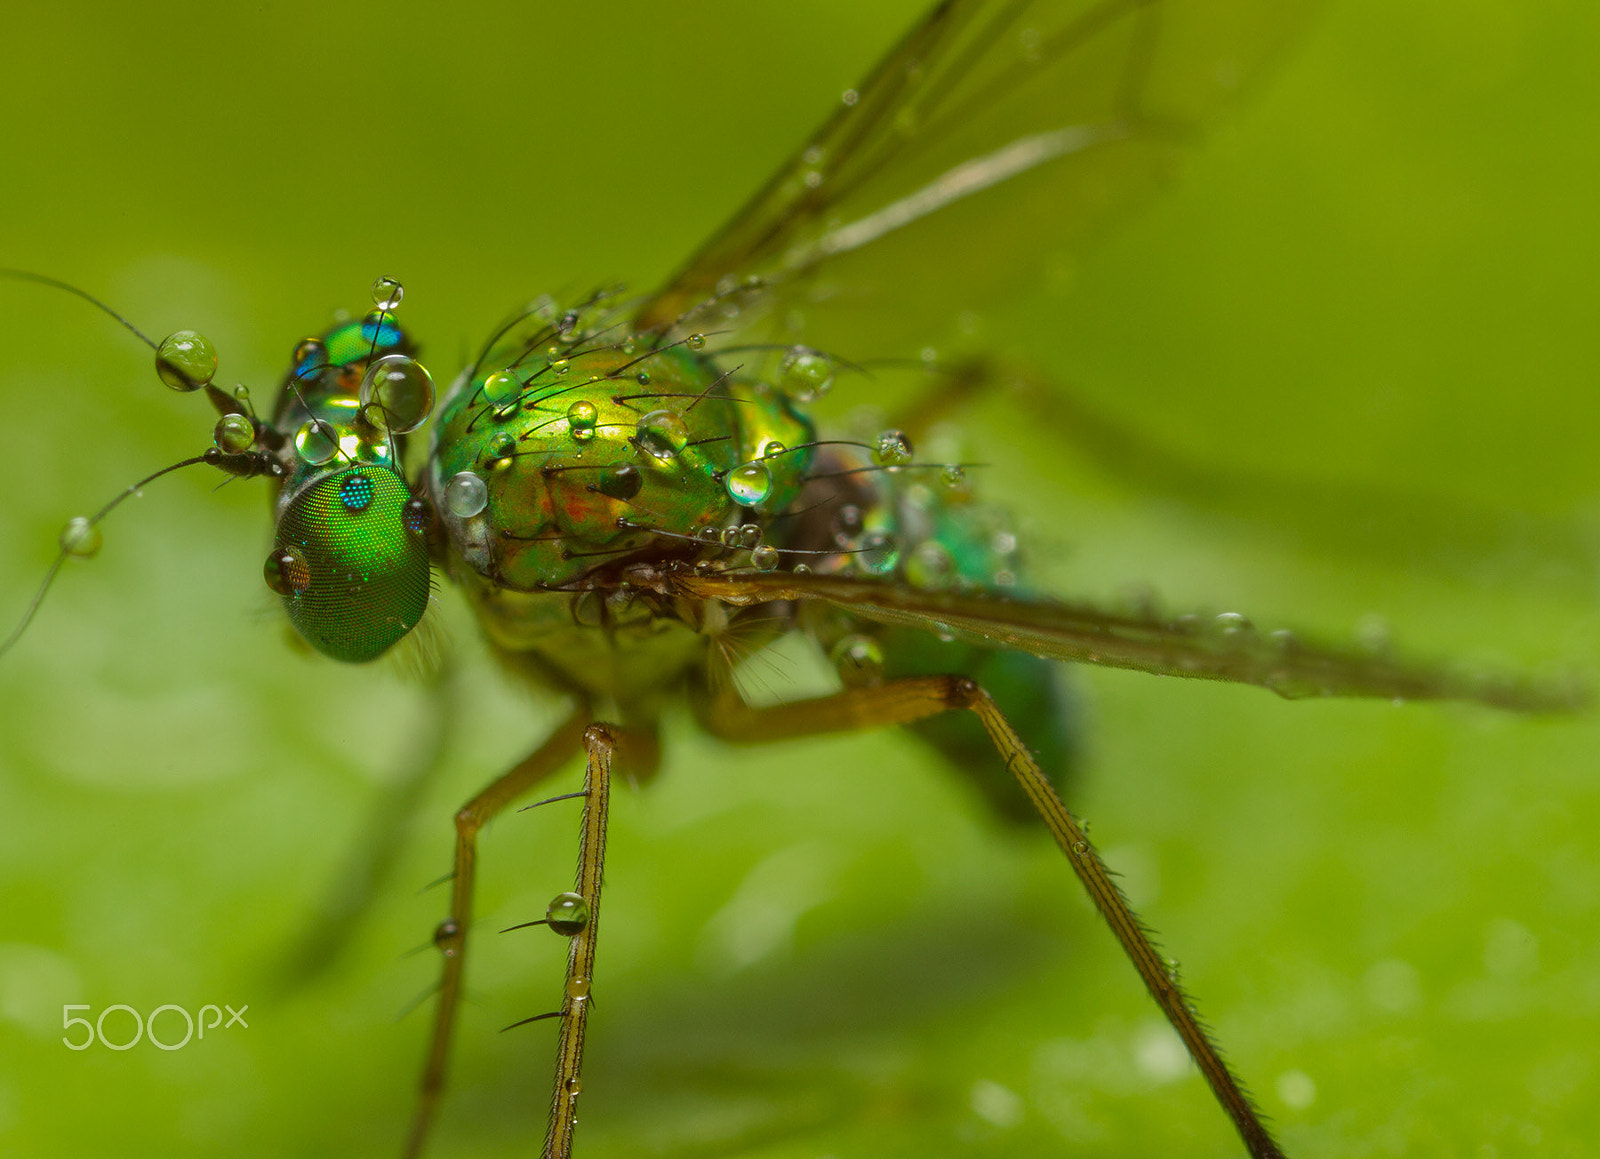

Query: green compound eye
<box><xmin>268</xmin><ymin>466</ymin><xmax>431</xmax><ymax>662</ymax></box>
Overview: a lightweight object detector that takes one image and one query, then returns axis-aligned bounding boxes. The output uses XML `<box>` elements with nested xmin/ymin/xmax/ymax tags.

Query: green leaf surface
<box><xmin>1</xmin><ymin>3</ymin><xmax>1596</xmax><ymax>1158</ymax></box>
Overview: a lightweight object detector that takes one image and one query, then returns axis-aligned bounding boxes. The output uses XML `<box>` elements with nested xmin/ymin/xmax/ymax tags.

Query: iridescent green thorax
<box><xmin>429</xmin><ymin>335</ymin><xmax>814</xmax><ymax>612</ymax></box>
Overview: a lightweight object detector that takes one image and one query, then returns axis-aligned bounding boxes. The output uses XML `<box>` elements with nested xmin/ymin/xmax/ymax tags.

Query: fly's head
<box><xmin>254</xmin><ymin>281</ymin><xmax>438</xmax><ymax>663</ymax></box>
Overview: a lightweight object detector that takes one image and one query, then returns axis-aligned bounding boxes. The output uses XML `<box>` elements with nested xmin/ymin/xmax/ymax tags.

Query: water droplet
<box><xmin>565</xmin><ymin>399</ymin><xmax>599</xmax><ymax>441</ymax></box>
<box><xmin>292</xmin><ymin>337</ymin><xmax>327</xmax><ymax>376</ymax></box>
<box><xmin>545</xmin><ymin>892</ymin><xmax>590</xmax><ymax>937</ymax></box>
<box><xmin>1214</xmin><ymin>612</ymin><xmax>1254</xmax><ymax>637</ymax></box>
<box><xmin>831</xmin><ymin>633</ymin><xmax>885</xmax><ymax>687</ymax></box>
<box><xmin>564</xmin><ymin>1076</ymin><xmax>583</xmax><ymax>1097</ymax></box>
<box><xmin>212</xmin><ymin>413</ymin><xmax>255</xmax><ymax>453</ymax></box>
<box><xmin>445</xmin><ymin>471</ymin><xmax>489</xmax><ymax>517</ymax></box>
<box><xmin>487</xmin><ymin>431</ymin><xmax>517</xmax><ymax>461</ymax></box>
<box><xmin>792</xmin><ymin>562</ymin><xmax>812</xmax><ymax>575</ymax></box>
<box><xmin>482</xmin><ymin>368</ymin><xmax>524</xmax><ymax>408</ymax></box>
<box><xmin>635</xmin><ymin>371</ymin><xmax>651</xmax><ymax>385</ymax></box>
<box><xmin>687</xmin><ymin>333</ymin><xmax>706</xmax><ymax>350</ymax></box>
<box><xmin>725</xmin><ymin>461</ymin><xmax>773</xmax><ymax>506</ymax></box>
<box><xmin>751</xmin><ymin>544</ymin><xmax>780</xmax><ymax>571</ymax></box>
<box><xmin>637</xmin><ymin>409</ymin><xmax>688</xmax><ymax>460</ymax></box>
<box><xmin>59</xmin><ymin>516</ymin><xmax>101</xmax><ymax>558</ymax></box>
<box><xmin>906</xmin><ymin>540</ymin><xmax>956</xmax><ymax>589</ymax></box>
<box><xmin>597</xmin><ymin>464</ymin><xmax>641</xmax><ymax>501</ymax></box>
<box><xmin>859</xmin><ymin>530</ymin><xmax>899</xmax><ymax>573</ymax></box>
<box><xmin>294</xmin><ymin>419</ymin><xmax>340</xmax><ymax>465</ymax></box>
<box><xmin>403</xmin><ymin>497</ymin><xmax>432</xmax><ymax>536</ymax></box>
<box><xmin>155</xmin><ymin>330</ymin><xmax>217</xmax><ymax>392</ymax></box>
<box><xmin>359</xmin><ymin>354</ymin><xmax>434</xmax><ymax>433</ymax></box>
<box><xmin>697</xmin><ymin>525</ymin><xmax>722</xmax><ymax>544</ymax></box>
<box><xmin>831</xmin><ymin>504</ymin><xmax>864</xmax><ymax>547</ymax></box>
<box><xmin>565</xmin><ymin>975</ymin><xmax>590</xmax><ymax>1001</ymax></box>
<box><xmin>873</xmin><ymin>429</ymin><xmax>913</xmax><ymax>467</ymax></box>
<box><xmin>547</xmin><ymin>356</ymin><xmax>571</xmax><ymax>376</ymax></box>
<box><xmin>940</xmin><ymin>463</ymin><xmax>966</xmax><ymax>489</ymax></box>
<box><xmin>777</xmin><ymin>347</ymin><xmax>834</xmax><ymax>402</ymax></box>
<box><xmin>720</xmin><ymin>527</ymin><xmax>742</xmax><ymax>548</ymax></box>
<box><xmin>263</xmin><ymin>546</ymin><xmax>310</xmax><ymax>595</ymax></box>
<box><xmin>338</xmin><ymin>472</ymin><xmax>374</xmax><ymax>512</ymax></box>
<box><xmin>433</xmin><ymin>919</ymin><xmax>462</xmax><ymax>956</ymax></box>
<box><xmin>370</xmin><ymin>276</ymin><xmax>404</xmax><ymax>311</ymax></box>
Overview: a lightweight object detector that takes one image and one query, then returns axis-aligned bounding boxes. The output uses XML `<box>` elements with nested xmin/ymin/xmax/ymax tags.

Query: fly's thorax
<box><xmin>427</xmin><ymin>340</ymin><xmax>816</xmax><ymax>597</ymax></box>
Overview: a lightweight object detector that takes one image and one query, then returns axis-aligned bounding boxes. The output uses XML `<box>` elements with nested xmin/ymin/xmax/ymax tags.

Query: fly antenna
<box><xmin>0</xmin><ymin>454</ymin><xmax>214</xmax><ymax>659</ymax></box>
<box><xmin>0</xmin><ymin>267</ymin><xmax>158</xmax><ymax>350</ymax></box>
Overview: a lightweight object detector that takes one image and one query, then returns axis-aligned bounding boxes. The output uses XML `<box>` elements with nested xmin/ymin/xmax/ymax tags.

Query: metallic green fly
<box><xmin>1</xmin><ymin>2</ymin><xmax>1593</xmax><ymax>1158</ymax></box>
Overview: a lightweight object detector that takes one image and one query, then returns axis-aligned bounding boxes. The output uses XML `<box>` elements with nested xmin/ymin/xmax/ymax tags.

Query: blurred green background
<box><xmin>1</xmin><ymin>2</ymin><xmax>1598</xmax><ymax>1158</ymax></box>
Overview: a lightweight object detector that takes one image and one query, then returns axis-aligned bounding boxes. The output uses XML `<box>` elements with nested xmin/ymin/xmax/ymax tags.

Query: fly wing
<box><xmin>667</xmin><ymin>569</ymin><xmax>1587</xmax><ymax>714</ymax></box>
<box><xmin>634</xmin><ymin>0</ymin><xmax>1314</xmax><ymax>352</ymax></box>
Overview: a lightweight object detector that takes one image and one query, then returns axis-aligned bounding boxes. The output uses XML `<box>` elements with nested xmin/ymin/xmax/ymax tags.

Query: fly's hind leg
<box><xmin>697</xmin><ymin>675</ymin><xmax>1285</xmax><ymax>1159</ymax></box>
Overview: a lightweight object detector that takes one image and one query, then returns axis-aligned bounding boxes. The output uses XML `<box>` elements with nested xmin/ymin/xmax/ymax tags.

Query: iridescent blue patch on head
<box><xmin>339</xmin><ymin>471</ymin><xmax>375</xmax><ymax>512</ymax></box>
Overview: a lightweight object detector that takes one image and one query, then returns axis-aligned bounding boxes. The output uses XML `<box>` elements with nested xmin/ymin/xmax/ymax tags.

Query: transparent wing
<box><xmin>665</xmin><ymin>570</ymin><xmax>1586</xmax><ymax>714</ymax></box>
<box><xmin>634</xmin><ymin>0</ymin><xmax>1316</xmax><ymax>353</ymax></box>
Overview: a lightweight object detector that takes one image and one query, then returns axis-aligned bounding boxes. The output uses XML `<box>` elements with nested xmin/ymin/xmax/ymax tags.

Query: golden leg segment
<box><xmin>404</xmin><ymin>708</ymin><xmax>591</xmax><ymax>1159</ymax></box>
<box><xmin>543</xmin><ymin>723</ymin><xmax>616</xmax><ymax>1159</ymax></box>
<box><xmin>699</xmin><ymin>675</ymin><xmax>1284</xmax><ymax>1159</ymax></box>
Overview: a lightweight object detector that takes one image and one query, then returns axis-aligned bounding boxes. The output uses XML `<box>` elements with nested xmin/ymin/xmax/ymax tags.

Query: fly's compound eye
<box><xmin>266</xmin><ymin>466</ymin><xmax>430</xmax><ymax>662</ymax></box>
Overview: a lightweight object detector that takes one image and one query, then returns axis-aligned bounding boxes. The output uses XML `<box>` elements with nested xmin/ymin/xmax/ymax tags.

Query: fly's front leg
<box><xmin>404</xmin><ymin>707</ymin><xmax>590</xmax><ymax>1159</ymax></box>
<box><xmin>698</xmin><ymin>676</ymin><xmax>1285</xmax><ymax>1159</ymax></box>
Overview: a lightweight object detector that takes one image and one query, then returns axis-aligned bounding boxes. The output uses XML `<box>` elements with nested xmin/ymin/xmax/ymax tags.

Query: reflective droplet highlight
<box><xmin>59</xmin><ymin>516</ymin><xmax>101</xmax><ymax>558</ymax></box>
<box><xmin>778</xmin><ymin>347</ymin><xmax>834</xmax><ymax>402</ymax></box>
<box><xmin>486</xmin><ymin>431</ymin><xmax>517</xmax><ymax>461</ymax></box>
<box><xmin>725</xmin><ymin>461</ymin><xmax>772</xmax><ymax>506</ymax></box>
<box><xmin>155</xmin><ymin>330</ymin><xmax>217</xmax><ymax>392</ymax></box>
<box><xmin>338</xmin><ymin>472</ymin><xmax>375</xmax><ymax>513</ymax></box>
<box><xmin>295</xmin><ymin>419</ymin><xmax>340</xmax><ymax>465</ymax></box>
<box><xmin>482</xmin><ymin>368</ymin><xmax>523</xmax><ymax>407</ymax></box>
<box><xmin>545</xmin><ymin>892</ymin><xmax>590</xmax><ymax>937</ymax></box>
<box><xmin>370</xmin><ymin>276</ymin><xmax>404</xmax><ymax>311</ymax></box>
<box><xmin>263</xmin><ymin>546</ymin><xmax>310</xmax><ymax>595</ymax></box>
<box><xmin>445</xmin><ymin>471</ymin><xmax>488</xmax><ymax>517</ymax></box>
<box><xmin>212</xmin><ymin>413</ymin><xmax>255</xmax><ymax>453</ymax></box>
<box><xmin>597</xmin><ymin>464</ymin><xmax>641</xmax><ymax>501</ymax></box>
<box><xmin>566</xmin><ymin>400</ymin><xmax>599</xmax><ymax>441</ymax></box>
<box><xmin>831</xmin><ymin>633</ymin><xmax>885</xmax><ymax>687</ymax></box>
<box><xmin>637</xmin><ymin>410</ymin><xmax>688</xmax><ymax>460</ymax></box>
<box><xmin>873</xmin><ymin>429</ymin><xmax>913</xmax><ymax>467</ymax></box>
<box><xmin>859</xmin><ymin>530</ymin><xmax>899</xmax><ymax>573</ymax></box>
<box><xmin>751</xmin><ymin>544</ymin><xmax>780</xmax><ymax>571</ymax></box>
<box><xmin>359</xmin><ymin>354</ymin><xmax>435</xmax><ymax>433</ymax></box>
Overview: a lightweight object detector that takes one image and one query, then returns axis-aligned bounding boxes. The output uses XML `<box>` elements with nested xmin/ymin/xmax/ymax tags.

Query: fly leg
<box><xmin>542</xmin><ymin>723</ymin><xmax>617</xmax><ymax>1159</ymax></box>
<box><xmin>697</xmin><ymin>674</ymin><xmax>1285</xmax><ymax>1159</ymax></box>
<box><xmin>404</xmin><ymin>707</ymin><xmax>591</xmax><ymax>1159</ymax></box>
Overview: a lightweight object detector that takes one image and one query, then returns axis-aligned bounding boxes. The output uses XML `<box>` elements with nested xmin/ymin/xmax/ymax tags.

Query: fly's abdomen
<box><xmin>797</xmin><ymin>444</ymin><xmax>1077</xmax><ymax>818</ymax></box>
